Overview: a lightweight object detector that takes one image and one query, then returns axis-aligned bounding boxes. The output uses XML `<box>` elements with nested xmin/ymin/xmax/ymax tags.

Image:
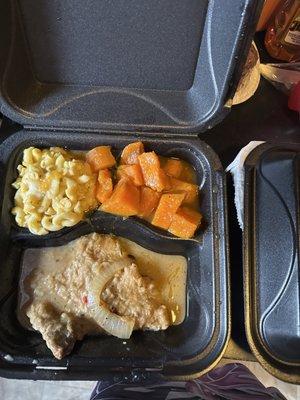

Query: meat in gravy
<box><xmin>20</xmin><ymin>233</ymin><xmax>185</xmax><ymax>359</ymax></box>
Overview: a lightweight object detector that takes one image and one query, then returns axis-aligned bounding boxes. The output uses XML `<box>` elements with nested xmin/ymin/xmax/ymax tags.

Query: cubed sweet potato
<box><xmin>151</xmin><ymin>193</ymin><xmax>185</xmax><ymax>230</ymax></box>
<box><xmin>100</xmin><ymin>179</ymin><xmax>140</xmax><ymax>216</ymax></box>
<box><xmin>86</xmin><ymin>146</ymin><xmax>116</xmax><ymax>171</ymax></box>
<box><xmin>96</xmin><ymin>169</ymin><xmax>113</xmax><ymax>203</ymax></box>
<box><xmin>168</xmin><ymin>207</ymin><xmax>202</xmax><ymax>238</ymax></box>
<box><xmin>179</xmin><ymin>163</ymin><xmax>195</xmax><ymax>183</ymax></box>
<box><xmin>163</xmin><ymin>158</ymin><xmax>183</xmax><ymax>179</ymax></box>
<box><xmin>116</xmin><ymin>164</ymin><xmax>144</xmax><ymax>186</ymax></box>
<box><xmin>120</xmin><ymin>141</ymin><xmax>144</xmax><ymax>165</ymax></box>
<box><xmin>138</xmin><ymin>187</ymin><xmax>161</xmax><ymax>218</ymax></box>
<box><xmin>169</xmin><ymin>178</ymin><xmax>198</xmax><ymax>204</ymax></box>
<box><xmin>138</xmin><ymin>152</ymin><xmax>169</xmax><ymax>192</ymax></box>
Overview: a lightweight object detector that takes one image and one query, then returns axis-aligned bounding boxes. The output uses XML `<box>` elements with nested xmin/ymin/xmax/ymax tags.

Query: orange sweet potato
<box><xmin>138</xmin><ymin>152</ymin><xmax>169</xmax><ymax>192</ymax></box>
<box><xmin>120</xmin><ymin>141</ymin><xmax>145</xmax><ymax>165</ymax></box>
<box><xmin>100</xmin><ymin>179</ymin><xmax>140</xmax><ymax>216</ymax></box>
<box><xmin>86</xmin><ymin>146</ymin><xmax>116</xmax><ymax>171</ymax></box>
<box><xmin>168</xmin><ymin>207</ymin><xmax>202</xmax><ymax>239</ymax></box>
<box><xmin>169</xmin><ymin>178</ymin><xmax>198</xmax><ymax>204</ymax></box>
<box><xmin>96</xmin><ymin>169</ymin><xmax>113</xmax><ymax>203</ymax></box>
<box><xmin>138</xmin><ymin>187</ymin><xmax>161</xmax><ymax>218</ymax></box>
<box><xmin>179</xmin><ymin>163</ymin><xmax>195</xmax><ymax>183</ymax></box>
<box><xmin>163</xmin><ymin>158</ymin><xmax>183</xmax><ymax>178</ymax></box>
<box><xmin>116</xmin><ymin>164</ymin><xmax>144</xmax><ymax>186</ymax></box>
<box><xmin>151</xmin><ymin>193</ymin><xmax>185</xmax><ymax>230</ymax></box>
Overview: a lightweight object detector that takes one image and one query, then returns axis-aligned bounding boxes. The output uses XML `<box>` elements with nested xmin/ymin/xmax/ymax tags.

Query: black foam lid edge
<box><xmin>243</xmin><ymin>142</ymin><xmax>300</xmax><ymax>384</ymax></box>
<box><xmin>0</xmin><ymin>0</ymin><xmax>262</xmax><ymax>133</ymax></box>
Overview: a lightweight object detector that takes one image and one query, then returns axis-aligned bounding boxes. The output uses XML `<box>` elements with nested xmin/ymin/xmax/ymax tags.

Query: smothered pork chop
<box><xmin>22</xmin><ymin>234</ymin><xmax>172</xmax><ymax>359</ymax></box>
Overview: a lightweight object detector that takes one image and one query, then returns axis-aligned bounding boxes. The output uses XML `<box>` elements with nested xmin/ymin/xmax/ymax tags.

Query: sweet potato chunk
<box><xmin>151</xmin><ymin>193</ymin><xmax>185</xmax><ymax>230</ymax></box>
<box><xmin>116</xmin><ymin>164</ymin><xmax>144</xmax><ymax>186</ymax></box>
<box><xmin>168</xmin><ymin>207</ymin><xmax>202</xmax><ymax>239</ymax></box>
<box><xmin>138</xmin><ymin>187</ymin><xmax>161</xmax><ymax>218</ymax></box>
<box><xmin>86</xmin><ymin>146</ymin><xmax>116</xmax><ymax>171</ymax></box>
<box><xmin>163</xmin><ymin>158</ymin><xmax>183</xmax><ymax>179</ymax></box>
<box><xmin>138</xmin><ymin>152</ymin><xmax>169</xmax><ymax>192</ymax></box>
<box><xmin>96</xmin><ymin>169</ymin><xmax>113</xmax><ymax>203</ymax></box>
<box><xmin>120</xmin><ymin>142</ymin><xmax>144</xmax><ymax>165</ymax></box>
<box><xmin>100</xmin><ymin>179</ymin><xmax>140</xmax><ymax>216</ymax></box>
<box><xmin>179</xmin><ymin>164</ymin><xmax>195</xmax><ymax>183</ymax></box>
<box><xmin>169</xmin><ymin>178</ymin><xmax>198</xmax><ymax>204</ymax></box>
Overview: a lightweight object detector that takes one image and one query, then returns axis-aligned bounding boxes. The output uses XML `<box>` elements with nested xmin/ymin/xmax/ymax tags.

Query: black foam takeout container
<box><xmin>0</xmin><ymin>132</ymin><xmax>229</xmax><ymax>381</ymax></box>
<box><xmin>0</xmin><ymin>0</ymin><xmax>261</xmax><ymax>381</ymax></box>
<box><xmin>0</xmin><ymin>0</ymin><xmax>261</xmax><ymax>132</ymax></box>
<box><xmin>244</xmin><ymin>143</ymin><xmax>300</xmax><ymax>384</ymax></box>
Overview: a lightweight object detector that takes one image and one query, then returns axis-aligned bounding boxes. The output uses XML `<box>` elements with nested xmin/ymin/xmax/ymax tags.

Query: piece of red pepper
<box><xmin>82</xmin><ymin>295</ymin><xmax>88</xmax><ymax>304</ymax></box>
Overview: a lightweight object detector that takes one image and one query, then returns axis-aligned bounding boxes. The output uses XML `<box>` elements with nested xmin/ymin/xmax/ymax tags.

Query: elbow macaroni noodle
<box><xmin>12</xmin><ymin>147</ymin><xmax>98</xmax><ymax>235</ymax></box>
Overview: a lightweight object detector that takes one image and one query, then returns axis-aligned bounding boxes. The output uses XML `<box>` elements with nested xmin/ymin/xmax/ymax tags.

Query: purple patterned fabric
<box><xmin>185</xmin><ymin>363</ymin><xmax>286</xmax><ymax>400</ymax></box>
<box><xmin>90</xmin><ymin>363</ymin><xmax>287</xmax><ymax>400</ymax></box>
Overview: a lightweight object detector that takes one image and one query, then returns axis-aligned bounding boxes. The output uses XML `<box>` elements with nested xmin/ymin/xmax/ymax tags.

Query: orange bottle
<box><xmin>265</xmin><ymin>0</ymin><xmax>300</xmax><ymax>61</ymax></box>
<box><xmin>257</xmin><ymin>0</ymin><xmax>281</xmax><ymax>31</ymax></box>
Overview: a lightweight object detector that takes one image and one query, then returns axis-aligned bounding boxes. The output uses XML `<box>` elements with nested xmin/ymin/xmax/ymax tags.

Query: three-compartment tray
<box><xmin>0</xmin><ymin>131</ymin><xmax>229</xmax><ymax>380</ymax></box>
<box><xmin>244</xmin><ymin>142</ymin><xmax>300</xmax><ymax>384</ymax></box>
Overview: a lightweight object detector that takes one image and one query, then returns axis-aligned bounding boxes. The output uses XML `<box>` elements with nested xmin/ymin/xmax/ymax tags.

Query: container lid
<box><xmin>244</xmin><ymin>142</ymin><xmax>300</xmax><ymax>384</ymax></box>
<box><xmin>0</xmin><ymin>0</ymin><xmax>260</xmax><ymax>133</ymax></box>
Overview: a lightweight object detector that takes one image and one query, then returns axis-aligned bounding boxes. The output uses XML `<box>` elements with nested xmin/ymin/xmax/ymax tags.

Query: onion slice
<box><xmin>87</xmin><ymin>258</ymin><xmax>135</xmax><ymax>339</ymax></box>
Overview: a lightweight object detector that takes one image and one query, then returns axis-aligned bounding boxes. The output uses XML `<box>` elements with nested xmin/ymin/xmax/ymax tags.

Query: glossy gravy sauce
<box><xmin>18</xmin><ymin>241</ymin><xmax>78</xmax><ymax>329</ymax></box>
<box><xmin>119</xmin><ymin>238</ymin><xmax>187</xmax><ymax>324</ymax></box>
<box><xmin>18</xmin><ymin>237</ymin><xmax>187</xmax><ymax>329</ymax></box>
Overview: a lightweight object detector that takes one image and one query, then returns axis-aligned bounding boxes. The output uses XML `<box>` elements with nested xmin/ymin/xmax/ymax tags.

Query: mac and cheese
<box><xmin>12</xmin><ymin>147</ymin><xmax>97</xmax><ymax>235</ymax></box>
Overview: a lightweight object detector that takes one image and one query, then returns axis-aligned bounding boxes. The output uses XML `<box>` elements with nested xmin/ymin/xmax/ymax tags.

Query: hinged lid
<box><xmin>0</xmin><ymin>0</ymin><xmax>261</xmax><ymax>133</ymax></box>
<box><xmin>244</xmin><ymin>142</ymin><xmax>300</xmax><ymax>384</ymax></box>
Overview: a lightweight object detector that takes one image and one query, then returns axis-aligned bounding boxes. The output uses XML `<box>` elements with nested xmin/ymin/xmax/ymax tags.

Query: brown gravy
<box><xmin>18</xmin><ymin>236</ymin><xmax>187</xmax><ymax>329</ymax></box>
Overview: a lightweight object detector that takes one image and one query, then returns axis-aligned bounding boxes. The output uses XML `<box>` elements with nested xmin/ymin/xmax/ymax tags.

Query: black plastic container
<box><xmin>0</xmin><ymin>131</ymin><xmax>229</xmax><ymax>381</ymax></box>
<box><xmin>244</xmin><ymin>143</ymin><xmax>300</xmax><ymax>384</ymax></box>
<box><xmin>0</xmin><ymin>0</ymin><xmax>261</xmax><ymax>132</ymax></box>
<box><xmin>0</xmin><ymin>0</ymin><xmax>262</xmax><ymax>380</ymax></box>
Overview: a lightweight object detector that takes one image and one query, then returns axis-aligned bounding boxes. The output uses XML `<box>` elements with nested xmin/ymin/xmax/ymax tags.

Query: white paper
<box><xmin>226</xmin><ymin>141</ymin><xmax>265</xmax><ymax>230</ymax></box>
